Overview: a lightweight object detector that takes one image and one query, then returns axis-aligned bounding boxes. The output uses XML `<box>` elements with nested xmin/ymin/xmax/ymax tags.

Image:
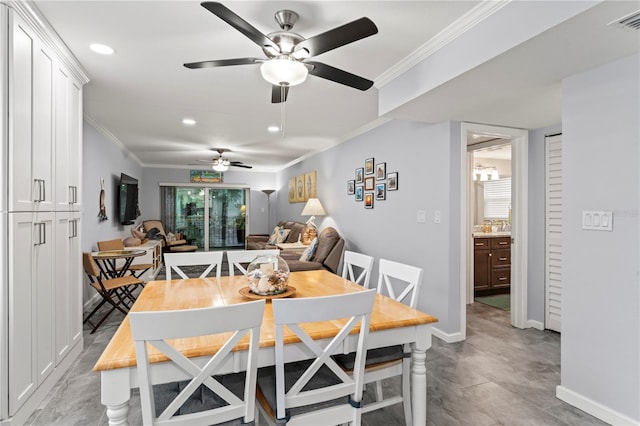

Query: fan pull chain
<box><xmin>280</xmin><ymin>84</ymin><xmax>286</xmax><ymax>137</ymax></box>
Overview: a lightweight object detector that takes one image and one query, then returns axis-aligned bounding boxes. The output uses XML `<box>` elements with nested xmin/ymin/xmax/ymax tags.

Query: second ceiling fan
<box><xmin>195</xmin><ymin>149</ymin><xmax>252</xmax><ymax>171</ymax></box>
<box><xmin>184</xmin><ymin>1</ymin><xmax>378</xmax><ymax>103</ymax></box>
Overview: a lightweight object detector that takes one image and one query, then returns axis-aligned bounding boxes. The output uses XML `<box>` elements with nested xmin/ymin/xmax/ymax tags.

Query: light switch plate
<box><xmin>582</xmin><ymin>211</ymin><xmax>613</xmax><ymax>231</ymax></box>
<box><xmin>416</xmin><ymin>210</ymin><xmax>426</xmax><ymax>223</ymax></box>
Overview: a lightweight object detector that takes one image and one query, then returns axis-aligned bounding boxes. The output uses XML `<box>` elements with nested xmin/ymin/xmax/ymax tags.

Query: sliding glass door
<box><xmin>160</xmin><ymin>184</ymin><xmax>248</xmax><ymax>250</ymax></box>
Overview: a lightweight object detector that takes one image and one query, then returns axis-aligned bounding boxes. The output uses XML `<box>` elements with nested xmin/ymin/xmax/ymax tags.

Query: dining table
<box><xmin>94</xmin><ymin>269</ymin><xmax>438</xmax><ymax>425</ymax></box>
<box><xmin>91</xmin><ymin>249</ymin><xmax>147</xmax><ymax>279</ymax></box>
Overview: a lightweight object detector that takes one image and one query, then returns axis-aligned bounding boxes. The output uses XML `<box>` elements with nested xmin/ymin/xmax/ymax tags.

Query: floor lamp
<box><xmin>261</xmin><ymin>189</ymin><xmax>275</xmax><ymax>230</ymax></box>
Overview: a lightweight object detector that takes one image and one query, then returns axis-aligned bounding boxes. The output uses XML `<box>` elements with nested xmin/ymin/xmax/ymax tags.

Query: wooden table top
<box><xmin>91</xmin><ymin>249</ymin><xmax>146</xmax><ymax>259</ymax></box>
<box><xmin>93</xmin><ymin>270</ymin><xmax>438</xmax><ymax>372</ymax></box>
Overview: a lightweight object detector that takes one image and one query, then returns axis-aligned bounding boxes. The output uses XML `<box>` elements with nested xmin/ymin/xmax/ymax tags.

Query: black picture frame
<box><xmin>387</xmin><ymin>172</ymin><xmax>398</xmax><ymax>190</ymax></box>
<box><xmin>364</xmin><ymin>193</ymin><xmax>374</xmax><ymax>209</ymax></box>
<box><xmin>355</xmin><ymin>186</ymin><xmax>363</xmax><ymax>201</ymax></box>
<box><xmin>376</xmin><ymin>162</ymin><xmax>386</xmax><ymax>181</ymax></box>
<box><xmin>376</xmin><ymin>183</ymin><xmax>386</xmax><ymax>200</ymax></box>
<box><xmin>365</xmin><ymin>158</ymin><xmax>375</xmax><ymax>175</ymax></box>
<box><xmin>355</xmin><ymin>167</ymin><xmax>364</xmax><ymax>183</ymax></box>
<box><xmin>347</xmin><ymin>180</ymin><xmax>355</xmax><ymax>195</ymax></box>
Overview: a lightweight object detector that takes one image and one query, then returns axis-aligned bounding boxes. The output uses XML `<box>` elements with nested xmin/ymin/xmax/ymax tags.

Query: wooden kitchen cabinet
<box><xmin>474</xmin><ymin>236</ymin><xmax>511</xmax><ymax>297</ymax></box>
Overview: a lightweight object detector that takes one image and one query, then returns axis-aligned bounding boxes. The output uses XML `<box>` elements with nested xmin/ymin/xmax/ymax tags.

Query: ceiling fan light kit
<box><xmin>260</xmin><ymin>58</ymin><xmax>308</xmax><ymax>86</ymax></box>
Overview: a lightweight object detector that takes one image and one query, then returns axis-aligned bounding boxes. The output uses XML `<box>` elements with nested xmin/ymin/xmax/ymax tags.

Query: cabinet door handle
<box><xmin>69</xmin><ymin>186</ymin><xmax>78</xmax><ymax>204</ymax></box>
<box><xmin>498</xmin><ymin>241</ymin><xmax>508</xmax><ymax>245</ymax></box>
<box><xmin>34</xmin><ymin>179</ymin><xmax>45</xmax><ymax>202</ymax></box>
<box><xmin>499</xmin><ymin>257</ymin><xmax>507</xmax><ymax>261</ymax></box>
<box><xmin>498</xmin><ymin>277</ymin><xmax>508</xmax><ymax>281</ymax></box>
<box><xmin>34</xmin><ymin>222</ymin><xmax>46</xmax><ymax>245</ymax></box>
<box><xmin>475</xmin><ymin>243</ymin><xmax>485</xmax><ymax>246</ymax></box>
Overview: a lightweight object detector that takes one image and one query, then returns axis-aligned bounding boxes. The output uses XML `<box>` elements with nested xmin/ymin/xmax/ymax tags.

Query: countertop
<box><xmin>472</xmin><ymin>232</ymin><xmax>512</xmax><ymax>238</ymax></box>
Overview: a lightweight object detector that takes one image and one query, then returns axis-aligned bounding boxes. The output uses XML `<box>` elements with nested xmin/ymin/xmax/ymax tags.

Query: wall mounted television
<box><xmin>119</xmin><ymin>173</ymin><xmax>140</xmax><ymax>225</ymax></box>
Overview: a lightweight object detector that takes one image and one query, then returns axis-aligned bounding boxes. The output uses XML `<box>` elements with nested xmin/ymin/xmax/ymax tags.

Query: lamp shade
<box><xmin>301</xmin><ymin>198</ymin><xmax>326</xmax><ymax>216</ymax></box>
<box><xmin>260</xmin><ymin>59</ymin><xmax>308</xmax><ymax>86</ymax></box>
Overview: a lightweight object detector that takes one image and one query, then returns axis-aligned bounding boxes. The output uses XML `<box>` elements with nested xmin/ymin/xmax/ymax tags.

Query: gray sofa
<box><xmin>245</xmin><ymin>221</ymin><xmax>308</xmax><ymax>250</ymax></box>
<box><xmin>247</xmin><ymin>223</ymin><xmax>345</xmax><ymax>274</ymax></box>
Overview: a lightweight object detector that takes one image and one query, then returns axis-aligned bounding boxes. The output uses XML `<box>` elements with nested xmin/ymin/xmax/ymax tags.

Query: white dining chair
<box><xmin>256</xmin><ymin>289</ymin><xmax>376</xmax><ymax>426</ymax></box>
<box><xmin>226</xmin><ymin>249</ymin><xmax>280</xmax><ymax>276</ymax></box>
<box><xmin>129</xmin><ymin>299</ymin><xmax>266</xmax><ymax>425</ymax></box>
<box><xmin>335</xmin><ymin>258</ymin><xmax>424</xmax><ymax>425</ymax></box>
<box><xmin>164</xmin><ymin>251</ymin><xmax>223</xmax><ymax>280</ymax></box>
<box><xmin>341</xmin><ymin>250</ymin><xmax>374</xmax><ymax>288</ymax></box>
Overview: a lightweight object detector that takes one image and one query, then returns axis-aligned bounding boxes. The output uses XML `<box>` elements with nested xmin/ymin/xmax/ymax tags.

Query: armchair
<box><xmin>140</xmin><ymin>220</ymin><xmax>194</xmax><ymax>252</ymax></box>
<box><xmin>281</xmin><ymin>227</ymin><xmax>345</xmax><ymax>274</ymax></box>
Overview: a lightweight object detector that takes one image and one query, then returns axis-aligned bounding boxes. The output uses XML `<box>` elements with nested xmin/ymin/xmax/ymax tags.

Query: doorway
<box><xmin>460</xmin><ymin>122</ymin><xmax>528</xmax><ymax>339</ymax></box>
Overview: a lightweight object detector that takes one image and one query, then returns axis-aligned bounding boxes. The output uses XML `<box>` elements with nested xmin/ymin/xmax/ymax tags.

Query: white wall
<box><xmin>276</xmin><ymin>119</ymin><xmax>462</xmax><ymax>334</ymax></box>
<box><xmin>559</xmin><ymin>53</ymin><xmax>639</xmax><ymax>423</ymax></box>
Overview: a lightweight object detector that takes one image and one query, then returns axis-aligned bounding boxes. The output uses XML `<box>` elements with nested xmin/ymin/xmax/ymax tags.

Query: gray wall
<box><xmin>276</xmin><ymin>119</ymin><xmax>462</xmax><ymax>334</ymax></box>
<box><xmin>81</xmin><ymin>121</ymin><xmax>142</xmax><ymax>252</ymax></box>
<box><xmin>561</xmin><ymin>53</ymin><xmax>639</xmax><ymax>422</ymax></box>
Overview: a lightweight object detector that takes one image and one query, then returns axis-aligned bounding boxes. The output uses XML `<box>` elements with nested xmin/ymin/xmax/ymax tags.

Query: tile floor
<box><xmin>26</xmin><ymin>299</ymin><xmax>607</xmax><ymax>425</ymax></box>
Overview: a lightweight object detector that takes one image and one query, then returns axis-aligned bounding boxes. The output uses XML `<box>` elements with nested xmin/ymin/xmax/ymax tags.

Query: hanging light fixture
<box><xmin>212</xmin><ymin>157</ymin><xmax>230</xmax><ymax>172</ymax></box>
<box><xmin>260</xmin><ymin>58</ymin><xmax>308</xmax><ymax>86</ymax></box>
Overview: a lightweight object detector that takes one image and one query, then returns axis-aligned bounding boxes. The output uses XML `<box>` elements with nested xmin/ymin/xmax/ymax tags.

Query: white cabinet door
<box><xmin>34</xmin><ymin>212</ymin><xmax>55</xmax><ymax>384</ymax></box>
<box><xmin>8</xmin><ymin>213</ymin><xmax>36</xmax><ymax>414</ymax></box>
<box><xmin>8</xmin><ymin>212</ymin><xmax>55</xmax><ymax>415</ymax></box>
<box><xmin>54</xmin><ymin>64</ymin><xmax>83</xmax><ymax>211</ymax></box>
<box><xmin>54</xmin><ymin>211</ymin><xmax>82</xmax><ymax>363</ymax></box>
<box><xmin>9</xmin><ymin>14</ymin><xmax>35</xmax><ymax>212</ymax></box>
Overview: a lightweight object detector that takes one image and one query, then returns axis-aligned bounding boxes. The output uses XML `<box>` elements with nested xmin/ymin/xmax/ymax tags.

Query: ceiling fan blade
<box><xmin>295</xmin><ymin>17</ymin><xmax>378</xmax><ymax>58</ymax></box>
<box><xmin>231</xmin><ymin>163</ymin><xmax>253</xmax><ymax>169</ymax></box>
<box><xmin>201</xmin><ymin>2</ymin><xmax>279</xmax><ymax>52</ymax></box>
<box><xmin>306</xmin><ymin>61</ymin><xmax>374</xmax><ymax>91</ymax></box>
<box><xmin>184</xmin><ymin>57</ymin><xmax>260</xmax><ymax>69</ymax></box>
<box><xmin>195</xmin><ymin>159</ymin><xmax>216</xmax><ymax>163</ymax></box>
<box><xmin>271</xmin><ymin>85</ymin><xmax>289</xmax><ymax>103</ymax></box>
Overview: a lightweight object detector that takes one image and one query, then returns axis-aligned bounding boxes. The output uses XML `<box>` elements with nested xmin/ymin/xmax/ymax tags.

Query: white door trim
<box><xmin>460</xmin><ymin>122</ymin><xmax>529</xmax><ymax>338</ymax></box>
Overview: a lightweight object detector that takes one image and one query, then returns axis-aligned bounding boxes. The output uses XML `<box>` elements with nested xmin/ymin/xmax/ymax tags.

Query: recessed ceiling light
<box><xmin>89</xmin><ymin>43</ymin><xmax>115</xmax><ymax>55</ymax></box>
<box><xmin>182</xmin><ymin>118</ymin><xmax>197</xmax><ymax>126</ymax></box>
<box><xmin>268</xmin><ymin>125</ymin><xmax>279</xmax><ymax>133</ymax></box>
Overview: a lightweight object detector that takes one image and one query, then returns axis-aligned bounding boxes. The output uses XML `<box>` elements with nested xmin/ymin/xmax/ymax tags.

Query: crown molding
<box><xmin>84</xmin><ymin>113</ymin><xmax>144</xmax><ymax>167</ymax></box>
<box><xmin>375</xmin><ymin>0</ymin><xmax>510</xmax><ymax>89</ymax></box>
<box><xmin>5</xmin><ymin>0</ymin><xmax>90</xmax><ymax>84</ymax></box>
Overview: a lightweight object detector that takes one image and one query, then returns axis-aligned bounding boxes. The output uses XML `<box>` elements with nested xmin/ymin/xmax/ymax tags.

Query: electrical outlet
<box><xmin>582</xmin><ymin>211</ymin><xmax>613</xmax><ymax>231</ymax></box>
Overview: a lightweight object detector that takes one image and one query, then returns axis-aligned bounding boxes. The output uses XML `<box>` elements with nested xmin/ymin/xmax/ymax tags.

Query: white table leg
<box><xmin>102</xmin><ymin>368</ymin><xmax>131</xmax><ymax>426</ymax></box>
<box><xmin>410</xmin><ymin>345</ymin><xmax>427</xmax><ymax>426</ymax></box>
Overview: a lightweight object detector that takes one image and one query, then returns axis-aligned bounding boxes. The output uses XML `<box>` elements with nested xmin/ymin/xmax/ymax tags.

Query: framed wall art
<box><xmin>387</xmin><ymin>172</ymin><xmax>398</xmax><ymax>191</ymax></box>
<box><xmin>365</xmin><ymin>158</ymin><xmax>374</xmax><ymax>175</ymax></box>
<box><xmin>347</xmin><ymin>180</ymin><xmax>355</xmax><ymax>195</ymax></box>
<box><xmin>305</xmin><ymin>171</ymin><xmax>317</xmax><ymax>199</ymax></box>
<box><xmin>355</xmin><ymin>167</ymin><xmax>364</xmax><ymax>183</ymax></box>
<box><xmin>295</xmin><ymin>174</ymin><xmax>305</xmax><ymax>202</ymax></box>
<box><xmin>288</xmin><ymin>178</ymin><xmax>296</xmax><ymax>202</ymax></box>
<box><xmin>364</xmin><ymin>193</ymin><xmax>374</xmax><ymax>209</ymax></box>
<box><xmin>375</xmin><ymin>162</ymin><xmax>386</xmax><ymax>181</ymax></box>
<box><xmin>364</xmin><ymin>176</ymin><xmax>375</xmax><ymax>191</ymax></box>
<box><xmin>376</xmin><ymin>183</ymin><xmax>386</xmax><ymax>200</ymax></box>
<box><xmin>190</xmin><ymin>170</ymin><xmax>223</xmax><ymax>183</ymax></box>
<box><xmin>355</xmin><ymin>186</ymin><xmax>363</xmax><ymax>201</ymax></box>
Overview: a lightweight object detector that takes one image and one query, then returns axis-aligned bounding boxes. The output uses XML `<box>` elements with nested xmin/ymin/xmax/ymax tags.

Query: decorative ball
<box><xmin>245</xmin><ymin>254</ymin><xmax>290</xmax><ymax>295</ymax></box>
<box><xmin>123</xmin><ymin>237</ymin><xmax>141</xmax><ymax>247</ymax></box>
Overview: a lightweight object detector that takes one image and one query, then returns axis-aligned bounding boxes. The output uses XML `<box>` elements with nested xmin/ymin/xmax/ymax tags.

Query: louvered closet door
<box><xmin>545</xmin><ymin>134</ymin><xmax>562</xmax><ymax>332</ymax></box>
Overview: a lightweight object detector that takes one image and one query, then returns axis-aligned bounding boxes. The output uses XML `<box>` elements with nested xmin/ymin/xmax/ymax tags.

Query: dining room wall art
<box><xmin>288</xmin><ymin>170</ymin><xmax>317</xmax><ymax>203</ymax></box>
<box><xmin>347</xmin><ymin>158</ymin><xmax>398</xmax><ymax>208</ymax></box>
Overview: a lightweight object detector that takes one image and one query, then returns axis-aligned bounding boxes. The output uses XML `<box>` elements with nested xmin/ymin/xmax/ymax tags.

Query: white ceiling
<box><xmin>33</xmin><ymin>1</ymin><xmax>640</xmax><ymax>171</ymax></box>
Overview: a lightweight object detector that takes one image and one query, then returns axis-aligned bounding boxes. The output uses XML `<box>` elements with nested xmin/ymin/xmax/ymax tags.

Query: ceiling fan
<box><xmin>194</xmin><ymin>148</ymin><xmax>253</xmax><ymax>171</ymax></box>
<box><xmin>184</xmin><ymin>1</ymin><xmax>378</xmax><ymax>103</ymax></box>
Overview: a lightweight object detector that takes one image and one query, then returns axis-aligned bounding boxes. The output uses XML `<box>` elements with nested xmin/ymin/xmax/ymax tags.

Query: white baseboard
<box><xmin>432</xmin><ymin>326</ymin><xmax>465</xmax><ymax>343</ymax></box>
<box><xmin>556</xmin><ymin>385</ymin><xmax>639</xmax><ymax>425</ymax></box>
<box><xmin>526</xmin><ymin>319</ymin><xmax>544</xmax><ymax>330</ymax></box>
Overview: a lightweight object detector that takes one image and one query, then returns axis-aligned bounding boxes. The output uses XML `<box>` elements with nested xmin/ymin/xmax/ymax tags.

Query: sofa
<box><xmin>246</xmin><ymin>221</ymin><xmax>308</xmax><ymax>250</ymax></box>
<box><xmin>280</xmin><ymin>227</ymin><xmax>345</xmax><ymax>274</ymax></box>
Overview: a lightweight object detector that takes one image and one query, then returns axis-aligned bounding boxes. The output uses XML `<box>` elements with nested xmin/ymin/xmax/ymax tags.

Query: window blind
<box><xmin>484</xmin><ymin>177</ymin><xmax>511</xmax><ymax>219</ymax></box>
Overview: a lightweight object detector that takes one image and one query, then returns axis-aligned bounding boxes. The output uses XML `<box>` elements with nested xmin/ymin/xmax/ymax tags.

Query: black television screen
<box><xmin>119</xmin><ymin>173</ymin><xmax>140</xmax><ymax>225</ymax></box>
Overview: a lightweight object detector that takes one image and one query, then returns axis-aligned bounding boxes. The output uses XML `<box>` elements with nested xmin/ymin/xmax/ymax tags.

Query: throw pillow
<box><xmin>271</xmin><ymin>228</ymin><xmax>291</xmax><ymax>244</ymax></box>
<box><xmin>267</xmin><ymin>226</ymin><xmax>282</xmax><ymax>245</ymax></box>
<box><xmin>299</xmin><ymin>238</ymin><xmax>318</xmax><ymax>261</ymax></box>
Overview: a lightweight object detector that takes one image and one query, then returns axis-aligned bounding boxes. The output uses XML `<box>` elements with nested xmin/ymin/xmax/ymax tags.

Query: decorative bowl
<box><xmin>245</xmin><ymin>254</ymin><xmax>290</xmax><ymax>295</ymax></box>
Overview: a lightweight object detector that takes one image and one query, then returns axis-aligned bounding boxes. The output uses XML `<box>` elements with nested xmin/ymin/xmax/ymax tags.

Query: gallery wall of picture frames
<box><xmin>347</xmin><ymin>158</ymin><xmax>398</xmax><ymax>209</ymax></box>
<box><xmin>288</xmin><ymin>171</ymin><xmax>317</xmax><ymax>203</ymax></box>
